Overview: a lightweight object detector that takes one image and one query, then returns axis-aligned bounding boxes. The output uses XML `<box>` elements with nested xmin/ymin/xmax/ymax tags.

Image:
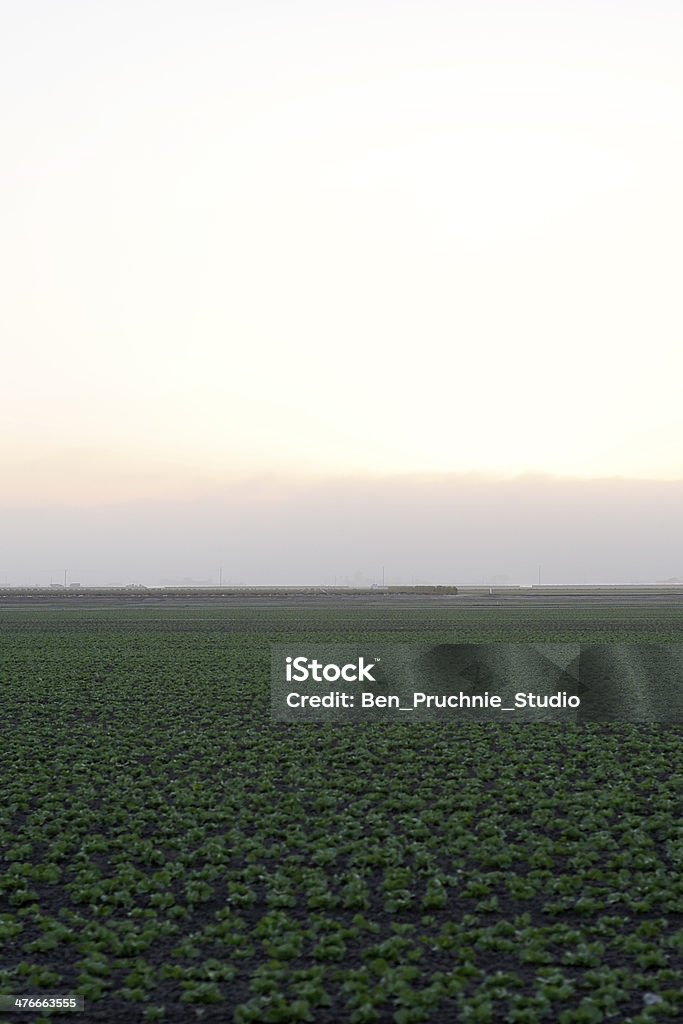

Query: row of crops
<box><xmin>1</xmin><ymin>604</ymin><xmax>682</xmax><ymax>1021</ymax></box>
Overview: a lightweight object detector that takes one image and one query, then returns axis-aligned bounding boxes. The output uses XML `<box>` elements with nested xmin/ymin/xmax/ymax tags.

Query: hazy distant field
<box><xmin>1</xmin><ymin>602</ymin><xmax>682</xmax><ymax>1022</ymax></box>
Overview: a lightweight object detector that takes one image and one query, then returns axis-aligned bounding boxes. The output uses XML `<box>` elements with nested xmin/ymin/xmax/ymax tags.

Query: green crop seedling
<box><xmin>0</xmin><ymin>603</ymin><xmax>682</xmax><ymax>1021</ymax></box>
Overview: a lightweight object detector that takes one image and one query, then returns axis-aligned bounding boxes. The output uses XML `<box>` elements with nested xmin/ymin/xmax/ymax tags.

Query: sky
<box><xmin>2</xmin><ymin>475</ymin><xmax>683</xmax><ymax>588</ymax></box>
<box><xmin>2</xmin><ymin>1</ymin><xmax>682</xmax><ymax>584</ymax></box>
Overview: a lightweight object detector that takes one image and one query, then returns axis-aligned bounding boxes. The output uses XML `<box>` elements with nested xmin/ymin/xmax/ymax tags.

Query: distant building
<box><xmin>68</xmin><ymin>583</ymin><xmax>81</xmax><ymax>588</ymax></box>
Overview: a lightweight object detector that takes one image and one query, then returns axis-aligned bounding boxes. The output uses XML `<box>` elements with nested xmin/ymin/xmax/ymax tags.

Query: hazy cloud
<box><xmin>1</xmin><ymin>472</ymin><xmax>681</xmax><ymax>586</ymax></box>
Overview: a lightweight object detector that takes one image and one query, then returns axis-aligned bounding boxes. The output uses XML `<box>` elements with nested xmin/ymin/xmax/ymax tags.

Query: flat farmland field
<box><xmin>1</xmin><ymin>599</ymin><xmax>683</xmax><ymax>1023</ymax></box>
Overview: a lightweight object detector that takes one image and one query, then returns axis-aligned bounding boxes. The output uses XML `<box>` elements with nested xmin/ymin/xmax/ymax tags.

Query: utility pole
<box><xmin>382</xmin><ymin>566</ymin><xmax>385</xmax><ymax>587</ymax></box>
<box><xmin>538</xmin><ymin>565</ymin><xmax>541</xmax><ymax>586</ymax></box>
<box><xmin>219</xmin><ymin>567</ymin><xmax>223</xmax><ymax>587</ymax></box>
<box><xmin>64</xmin><ymin>569</ymin><xmax>67</xmax><ymax>588</ymax></box>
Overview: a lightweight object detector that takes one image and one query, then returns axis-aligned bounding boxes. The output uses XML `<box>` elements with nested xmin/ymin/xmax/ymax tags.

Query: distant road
<box><xmin>1</xmin><ymin>586</ymin><xmax>683</xmax><ymax>610</ymax></box>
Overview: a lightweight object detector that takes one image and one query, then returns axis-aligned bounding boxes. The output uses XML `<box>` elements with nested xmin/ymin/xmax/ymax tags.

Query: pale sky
<box><xmin>2</xmin><ymin>475</ymin><xmax>682</xmax><ymax>587</ymax></box>
<box><xmin>1</xmin><ymin>2</ymin><xmax>682</xmax><ymax>582</ymax></box>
